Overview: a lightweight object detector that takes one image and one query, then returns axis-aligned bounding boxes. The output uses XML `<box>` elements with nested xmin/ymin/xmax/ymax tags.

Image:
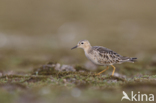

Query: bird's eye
<box><xmin>81</xmin><ymin>42</ymin><xmax>84</xmax><ymax>44</ymax></box>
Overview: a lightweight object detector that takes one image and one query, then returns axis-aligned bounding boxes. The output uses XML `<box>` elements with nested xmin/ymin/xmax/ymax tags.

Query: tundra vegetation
<box><xmin>0</xmin><ymin>1</ymin><xmax>156</xmax><ymax>103</ymax></box>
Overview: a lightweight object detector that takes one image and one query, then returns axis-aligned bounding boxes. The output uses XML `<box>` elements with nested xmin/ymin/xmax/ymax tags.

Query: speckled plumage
<box><xmin>87</xmin><ymin>46</ymin><xmax>136</xmax><ymax>66</ymax></box>
<box><xmin>71</xmin><ymin>40</ymin><xmax>137</xmax><ymax>76</ymax></box>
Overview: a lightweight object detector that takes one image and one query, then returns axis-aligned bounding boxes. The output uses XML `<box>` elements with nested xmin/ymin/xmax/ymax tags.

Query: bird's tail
<box><xmin>129</xmin><ymin>57</ymin><xmax>137</xmax><ymax>62</ymax></box>
<box><xmin>120</xmin><ymin>57</ymin><xmax>137</xmax><ymax>63</ymax></box>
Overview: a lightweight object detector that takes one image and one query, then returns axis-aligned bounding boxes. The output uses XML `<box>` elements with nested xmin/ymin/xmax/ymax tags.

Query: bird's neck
<box><xmin>84</xmin><ymin>45</ymin><xmax>92</xmax><ymax>54</ymax></box>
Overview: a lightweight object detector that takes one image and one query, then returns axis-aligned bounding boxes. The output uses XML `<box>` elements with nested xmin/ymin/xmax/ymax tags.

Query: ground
<box><xmin>0</xmin><ymin>62</ymin><xmax>156</xmax><ymax>103</ymax></box>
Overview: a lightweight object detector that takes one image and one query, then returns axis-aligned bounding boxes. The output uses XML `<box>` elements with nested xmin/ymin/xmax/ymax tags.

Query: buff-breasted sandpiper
<box><xmin>71</xmin><ymin>40</ymin><xmax>137</xmax><ymax>76</ymax></box>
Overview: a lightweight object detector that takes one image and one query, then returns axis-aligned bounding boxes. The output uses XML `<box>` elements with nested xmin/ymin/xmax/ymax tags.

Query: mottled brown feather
<box><xmin>88</xmin><ymin>46</ymin><xmax>126</xmax><ymax>65</ymax></box>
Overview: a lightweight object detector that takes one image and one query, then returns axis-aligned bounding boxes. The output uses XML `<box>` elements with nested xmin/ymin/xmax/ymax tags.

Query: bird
<box><xmin>71</xmin><ymin>40</ymin><xmax>137</xmax><ymax>76</ymax></box>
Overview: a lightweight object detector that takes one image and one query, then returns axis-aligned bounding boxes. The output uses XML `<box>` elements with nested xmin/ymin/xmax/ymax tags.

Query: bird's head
<box><xmin>71</xmin><ymin>40</ymin><xmax>91</xmax><ymax>50</ymax></box>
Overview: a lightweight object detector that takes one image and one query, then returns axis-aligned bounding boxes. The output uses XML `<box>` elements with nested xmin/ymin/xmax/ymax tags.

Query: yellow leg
<box><xmin>111</xmin><ymin>65</ymin><xmax>116</xmax><ymax>76</ymax></box>
<box><xmin>96</xmin><ymin>66</ymin><xmax>109</xmax><ymax>76</ymax></box>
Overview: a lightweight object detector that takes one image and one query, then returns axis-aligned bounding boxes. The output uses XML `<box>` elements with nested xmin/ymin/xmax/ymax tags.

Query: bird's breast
<box><xmin>85</xmin><ymin>51</ymin><xmax>100</xmax><ymax>65</ymax></box>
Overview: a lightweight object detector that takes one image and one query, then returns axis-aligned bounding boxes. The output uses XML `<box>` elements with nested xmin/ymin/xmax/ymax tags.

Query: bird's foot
<box><xmin>94</xmin><ymin>73</ymin><xmax>101</xmax><ymax>76</ymax></box>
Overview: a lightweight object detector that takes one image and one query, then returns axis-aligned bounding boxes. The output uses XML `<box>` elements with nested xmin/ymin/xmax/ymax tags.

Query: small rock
<box><xmin>54</xmin><ymin>63</ymin><xmax>61</xmax><ymax>71</ymax></box>
<box><xmin>61</xmin><ymin>65</ymin><xmax>75</xmax><ymax>71</ymax></box>
<box><xmin>63</xmin><ymin>79</ymin><xmax>67</xmax><ymax>83</ymax></box>
<box><xmin>114</xmin><ymin>73</ymin><xmax>126</xmax><ymax>79</ymax></box>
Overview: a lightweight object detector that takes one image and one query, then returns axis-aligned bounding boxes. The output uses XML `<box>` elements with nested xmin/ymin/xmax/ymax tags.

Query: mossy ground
<box><xmin>0</xmin><ymin>62</ymin><xmax>156</xmax><ymax>103</ymax></box>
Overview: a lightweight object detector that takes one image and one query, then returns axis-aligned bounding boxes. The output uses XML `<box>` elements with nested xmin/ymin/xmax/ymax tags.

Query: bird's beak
<box><xmin>71</xmin><ymin>45</ymin><xmax>78</xmax><ymax>50</ymax></box>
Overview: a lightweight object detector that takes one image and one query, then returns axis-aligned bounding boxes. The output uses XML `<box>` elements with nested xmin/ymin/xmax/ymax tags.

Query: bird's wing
<box><xmin>92</xmin><ymin>46</ymin><xmax>122</xmax><ymax>63</ymax></box>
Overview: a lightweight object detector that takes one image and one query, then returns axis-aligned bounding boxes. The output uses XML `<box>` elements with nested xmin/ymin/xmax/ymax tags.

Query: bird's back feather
<box><xmin>88</xmin><ymin>46</ymin><xmax>137</xmax><ymax>65</ymax></box>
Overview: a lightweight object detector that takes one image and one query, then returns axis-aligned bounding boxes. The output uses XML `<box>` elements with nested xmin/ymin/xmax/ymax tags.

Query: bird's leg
<box><xmin>111</xmin><ymin>65</ymin><xmax>116</xmax><ymax>76</ymax></box>
<box><xmin>96</xmin><ymin>66</ymin><xmax>109</xmax><ymax>76</ymax></box>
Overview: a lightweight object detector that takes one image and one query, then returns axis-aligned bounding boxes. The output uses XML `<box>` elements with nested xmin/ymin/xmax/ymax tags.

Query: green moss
<box><xmin>1</xmin><ymin>63</ymin><xmax>156</xmax><ymax>103</ymax></box>
<box><xmin>104</xmin><ymin>76</ymin><xmax>126</xmax><ymax>82</ymax></box>
<box><xmin>74</xmin><ymin>65</ymin><xmax>89</xmax><ymax>72</ymax></box>
<box><xmin>23</xmin><ymin>76</ymin><xmax>48</xmax><ymax>83</ymax></box>
<box><xmin>32</xmin><ymin>64</ymin><xmax>56</xmax><ymax>75</ymax></box>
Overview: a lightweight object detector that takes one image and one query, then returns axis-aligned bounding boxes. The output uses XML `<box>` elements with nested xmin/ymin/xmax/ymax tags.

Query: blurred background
<box><xmin>0</xmin><ymin>0</ymin><xmax>156</xmax><ymax>72</ymax></box>
<box><xmin>0</xmin><ymin>0</ymin><xmax>156</xmax><ymax>103</ymax></box>
<box><xmin>0</xmin><ymin>0</ymin><xmax>156</xmax><ymax>71</ymax></box>
<box><xmin>0</xmin><ymin>0</ymin><xmax>156</xmax><ymax>69</ymax></box>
